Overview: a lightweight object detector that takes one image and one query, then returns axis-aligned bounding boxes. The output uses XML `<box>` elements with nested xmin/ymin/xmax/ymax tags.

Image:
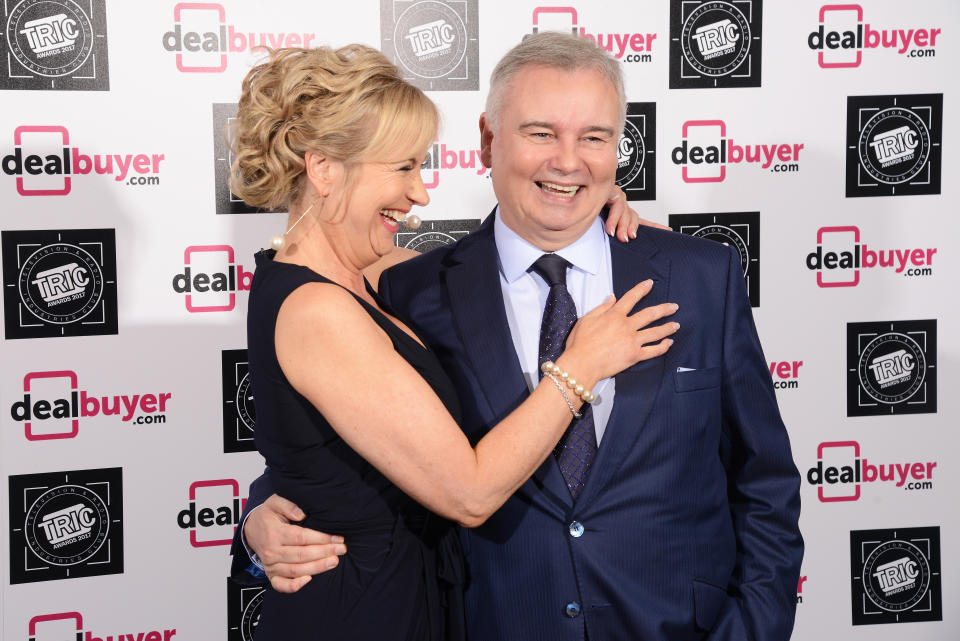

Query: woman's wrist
<box><xmin>549</xmin><ymin>356</ymin><xmax>599</xmax><ymax>404</ymax></box>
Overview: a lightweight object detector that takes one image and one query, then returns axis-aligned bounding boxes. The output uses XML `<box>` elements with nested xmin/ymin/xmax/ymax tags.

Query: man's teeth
<box><xmin>380</xmin><ymin>209</ymin><xmax>405</xmax><ymax>222</ymax></box>
<box><xmin>539</xmin><ymin>181</ymin><xmax>580</xmax><ymax>195</ymax></box>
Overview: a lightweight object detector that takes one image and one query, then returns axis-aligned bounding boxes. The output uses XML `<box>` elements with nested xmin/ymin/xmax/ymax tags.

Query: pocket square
<box><xmin>677</xmin><ymin>367</ymin><xmax>696</xmax><ymax>373</ymax></box>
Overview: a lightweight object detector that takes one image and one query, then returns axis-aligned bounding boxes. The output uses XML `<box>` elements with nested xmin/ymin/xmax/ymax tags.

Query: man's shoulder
<box><xmin>632</xmin><ymin>225</ymin><xmax>734</xmax><ymax>265</ymax></box>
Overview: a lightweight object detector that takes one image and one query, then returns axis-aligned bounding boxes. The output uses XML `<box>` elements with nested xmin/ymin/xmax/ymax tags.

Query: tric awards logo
<box><xmin>847</xmin><ymin>319</ymin><xmax>936</xmax><ymax>417</ymax></box>
<box><xmin>228</xmin><ymin>579</ymin><xmax>266</xmax><ymax>641</ymax></box>
<box><xmin>669</xmin><ymin>0</ymin><xmax>762</xmax><ymax>88</ymax></box>
<box><xmin>211</xmin><ymin>103</ymin><xmax>266</xmax><ymax>215</ymax></box>
<box><xmin>395</xmin><ymin>218</ymin><xmax>479</xmax><ymax>253</ymax></box>
<box><xmin>616</xmin><ymin>103</ymin><xmax>656</xmax><ymax>201</ymax></box>
<box><xmin>381</xmin><ymin>0</ymin><xmax>479</xmax><ymax>91</ymax></box>
<box><xmin>846</xmin><ymin>94</ymin><xmax>942</xmax><ymax>197</ymax></box>
<box><xmin>8</xmin><ymin>467</ymin><xmax>123</xmax><ymax>583</ymax></box>
<box><xmin>222</xmin><ymin>349</ymin><xmax>255</xmax><ymax>453</ymax></box>
<box><xmin>2</xmin><ymin>228</ymin><xmax>118</xmax><ymax>339</ymax></box>
<box><xmin>850</xmin><ymin>526</ymin><xmax>942</xmax><ymax>625</ymax></box>
<box><xmin>1</xmin><ymin>0</ymin><xmax>109</xmax><ymax>90</ymax></box>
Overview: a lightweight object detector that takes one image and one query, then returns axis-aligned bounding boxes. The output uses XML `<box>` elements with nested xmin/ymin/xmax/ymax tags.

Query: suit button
<box><xmin>565</xmin><ymin>601</ymin><xmax>582</xmax><ymax>618</ymax></box>
<box><xmin>568</xmin><ymin>521</ymin><xmax>584</xmax><ymax>538</ymax></box>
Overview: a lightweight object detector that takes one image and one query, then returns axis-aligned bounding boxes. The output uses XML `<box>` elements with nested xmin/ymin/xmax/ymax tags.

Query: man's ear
<box><xmin>479</xmin><ymin>113</ymin><xmax>494</xmax><ymax>169</ymax></box>
<box><xmin>303</xmin><ymin>150</ymin><xmax>338</xmax><ymax>197</ymax></box>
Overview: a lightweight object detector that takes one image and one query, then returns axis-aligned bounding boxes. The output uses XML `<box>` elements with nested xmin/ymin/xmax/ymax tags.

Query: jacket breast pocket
<box><xmin>674</xmin><ymin>366</ymin><xmax>721</xmax><ymax>392</ymax></box>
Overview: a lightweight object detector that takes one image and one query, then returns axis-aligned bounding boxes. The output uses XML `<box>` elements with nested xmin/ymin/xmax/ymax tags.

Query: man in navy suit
<box><xmin>235</xmin><ymin>32</ymin><xmax>802</xmax><ymax>640</ymax></box>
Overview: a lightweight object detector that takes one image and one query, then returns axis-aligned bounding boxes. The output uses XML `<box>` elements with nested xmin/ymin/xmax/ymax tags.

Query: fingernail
<box><xmin>644</xmin><ymin>279</ymin><xmax>654</xmax><ymax>287</ymax></box>
<box><xmin>672</xmin><ymin>322</ymin><xmax>680</xmax><ymax>330</ymax></box>
<box><xmin>670</xmin><ymin>303</ymin><xmax>679</xmax><ymax>311</ymax></box>
<box><xmin>331</xmin><ymin>535</ymin><xmax>344</xmax><ymax>543</ymax></box>
<box><xmin>335</xmin><ymin>544</ymin><xmax>347</xmax><ymax>555</ymax></box>
<box><xmin>326</xmin><ymin>557</ymin><xmax>339</xmax><ymax>569</ymax></box>
<box><xmin>292</xmin><ymin>508</ymin><xmax>305</xmax><ymax>519</ymax></box>
<box><xmin>629</xmin><ymin>230</ymin><xmax>637</xmax><ymax>238</ymax></box>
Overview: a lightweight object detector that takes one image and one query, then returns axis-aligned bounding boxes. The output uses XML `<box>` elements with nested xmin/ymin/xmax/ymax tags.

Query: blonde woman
<box><xmin>230</xmin><ymin>45</ymin><xmax>677</xmax><ymax>639</ymax></box>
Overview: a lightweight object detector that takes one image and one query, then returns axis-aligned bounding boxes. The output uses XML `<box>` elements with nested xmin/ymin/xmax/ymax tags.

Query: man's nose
<box><xmin>548</xmin><ymin>137</ymin><xmax>582</xmax><ymax>174</ymax></box>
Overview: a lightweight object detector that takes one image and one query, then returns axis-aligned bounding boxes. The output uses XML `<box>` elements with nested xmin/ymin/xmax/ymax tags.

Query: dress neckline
<box><xmin>257</xmin><ymin>249</ymin><xmax>431</xmax><ymax>353</ymax></box>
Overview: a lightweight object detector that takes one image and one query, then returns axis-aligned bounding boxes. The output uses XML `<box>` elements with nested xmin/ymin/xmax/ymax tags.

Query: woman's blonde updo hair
<box><xmin>229</xmin><ymin>45</ymin><xmax>439</xmax><ymax>211</ymax></box>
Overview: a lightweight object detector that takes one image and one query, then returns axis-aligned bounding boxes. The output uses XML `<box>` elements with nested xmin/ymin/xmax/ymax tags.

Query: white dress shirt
<box><xmin>494</xmin><ymin>210</ymin><xmax>616</xmax><ymax>443</ymax></box>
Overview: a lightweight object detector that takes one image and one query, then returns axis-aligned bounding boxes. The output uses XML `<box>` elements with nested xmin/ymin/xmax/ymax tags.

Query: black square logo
<box><xmin>850</xmin><ymin>526</ymin><xmax>942</xmax><ymax>625</ymax></box>
<box><xmin>228</xmin><ymin>578</ymin><xmax>266</xmax><ymax>641</ymax></box>
<box><xmin>616</xmin><ymin>102</ymin><xmax>656</xmax><ymax>201</ymax></box>
<box><xmin>9</xmin><ymin>467</ymin><xmax>123</xmax><ymax>583</ymax></box>
<box><xmin>2</xmin><ymin>228</ymin><xmax>118</xmax><ymax>339</ymax></box>
<box><xmin>395</xmin><ymin>218</ymin><xmax>480</xmax><ymax>252</ymax></box>
<box><xmin>846</xmin><ymin>94</ymin><xmax>942</xmax><ymax>197</ymax></box>
<box><xmin>223</xmin><ymin>349</ymin><xmax>256</xmax><ymax>453</ymax></box>
<box><xmin>668</xmin><ymin>212</ymin><xmax>759</xmax><ymax>307</ymax></box>
<box><xmin>1</xmin><ymin>0</ymin><xmax>109</xmax><ymax>91</ymax></box>
<box><xmin>213</xmin><ymin>103</ymin><xmax>266</xmax><ymax>215</ymax></box>
<box><xmin>669</xmin><ymin>0</ymin><xmax>762</xmax><ymax>89</ymax></box>
<box><xmin>381</xmin><ymin>0</ymin><xmax>479</xmax><ymax>91</ymax></box>
<box><xmin>847</xmin><ymin>319</ymin><xmax>936</xmax><ymax>417</ymax></box>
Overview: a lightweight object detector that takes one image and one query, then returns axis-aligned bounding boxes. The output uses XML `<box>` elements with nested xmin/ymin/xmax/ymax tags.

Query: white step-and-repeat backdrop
<box><xmin>1</xmin><ymin>1</ymin><xmax>956</xmax><ymax>639</ymax></box>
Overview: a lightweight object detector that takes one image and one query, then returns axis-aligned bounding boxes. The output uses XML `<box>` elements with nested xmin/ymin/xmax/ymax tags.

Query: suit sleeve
<box><xmin>229</xmin><ymin>469</ymin><xmax>274</xmax><ymax>585</ymax></box>
<box><xmin>715</xmin><ymin>245</ymin><xmax>804</xmax><ymax>641</ymax></box>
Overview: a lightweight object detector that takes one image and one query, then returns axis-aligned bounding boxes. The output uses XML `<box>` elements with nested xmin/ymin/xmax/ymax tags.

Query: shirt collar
<box><xmin>493</xmin><ymin>206</ymin><xmax>606</xmax><ymax>283</ymax></box>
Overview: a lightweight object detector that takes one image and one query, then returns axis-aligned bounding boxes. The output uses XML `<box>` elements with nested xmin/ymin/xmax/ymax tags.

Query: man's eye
<box><xmin>531</xmin><ymin>132</ymin><xmax>553</xmax><ymax>139</ymax></box>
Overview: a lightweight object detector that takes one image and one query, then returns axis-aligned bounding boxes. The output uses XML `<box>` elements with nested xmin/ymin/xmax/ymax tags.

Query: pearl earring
<box><xmin>404</xmin><ymin>213</ymin><xmax>422</xmax><ymax>231</ymax></box>
<box><xmin>270</xmin><ymin>200</ymin><xmax>317</xmax><ymax>251</ymax></box>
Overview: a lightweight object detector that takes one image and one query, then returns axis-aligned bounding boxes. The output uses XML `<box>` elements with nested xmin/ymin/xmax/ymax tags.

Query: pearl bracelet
<box><xmin>540</xmin><ymin>361</ymin><xmax>596</xmax><ymax>404</ymax></box>
<box><xmin>543</xmin><ymin>372</ymin><xmax>582</xmax><ymax>419</ymax></box>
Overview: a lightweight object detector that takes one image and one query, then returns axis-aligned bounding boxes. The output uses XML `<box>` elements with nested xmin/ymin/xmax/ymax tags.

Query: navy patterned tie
<box><xmin>531</xmin><ymin>254</ymin><xmax>598</xmax><ymax>501</ymax></box>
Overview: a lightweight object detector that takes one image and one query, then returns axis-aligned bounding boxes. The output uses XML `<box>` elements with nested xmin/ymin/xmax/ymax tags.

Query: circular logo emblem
<box><xmin>680</xmin><ymin>1</ymin><xmax>751</xmax><ymax>77</ymax></box>
<box><xmin>858</xmin><ymin>332</ymin><xmax>926</xmax><ymax>404</ymax></box>
<box><xmin>616</xmin><ymin>119</ymin><xmax>645</xmax><ymax>188</ymax></box>
<box><xmin>862</xmin><ymin>539</ymin><xmax>931</xmax><ymax>612</ymax></box>
<box><xmin>393</xmin><ymin>0</ymin><xmax>467</xmax><ymax>79</ymax></box>
<box><xmin>18</xmin><ymin>242</ymin><xmax>104</xmax><ymax>324</ymax></box>
<box><xmin>241</xmin><ymin>590</ymin><xmax>264</xmax><ymax>641</ymax></box>
<box><xmin>692</xmin><ymin>224</ymin><xmax>750</xmax><ymax>277</ymax></box>
<box><xmin>401</xmin><ymin>231</ymin><xmax>458</xmax><ymax>252</ymax></box>
<box><xmin>235</xmin><ymin>372</ymin><xmax>256</xmax><ymax>432</ymax></box>
<box><xmin>858</xmin><ymin>108</ymin><xmax>931</xmax><ymax>185</ymax></box>
<box><xmin>6</xmin><ymin>0</ymin><xmax>94</xmax><ymax>77</ymax></box>
<box><xmin>24</xmin><ymin>484</ymin><xmax>110</xmax><ymax>566</ymax></box>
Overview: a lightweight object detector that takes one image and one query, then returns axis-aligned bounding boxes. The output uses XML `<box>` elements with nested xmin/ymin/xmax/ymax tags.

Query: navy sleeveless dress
<box><xmin>247</xmin><ymin>250</ymin><xmax>466</xmax><ymax>641</ymax></box>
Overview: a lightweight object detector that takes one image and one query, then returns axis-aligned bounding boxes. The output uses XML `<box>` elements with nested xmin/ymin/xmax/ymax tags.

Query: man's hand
<box><xmin>245</xmin><ymin>494</ymin><xmax>347</xmax><ymax>593</ymax></box>
<box><xmin>605</xmin><ymin>185</ymin><xmax>670</xmax><ymax>240</ymax></box>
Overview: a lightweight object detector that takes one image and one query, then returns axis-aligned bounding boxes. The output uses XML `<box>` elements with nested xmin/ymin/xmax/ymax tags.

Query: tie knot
<box><xmin>531</xmin><ymin>254</ymin><xmax>570</xmax><ymax>288</ymax></box>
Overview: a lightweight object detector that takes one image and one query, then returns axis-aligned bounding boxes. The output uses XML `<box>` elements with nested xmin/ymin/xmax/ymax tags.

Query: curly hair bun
<box><xmin>229</xmin><ymin>45</ymin><xmax>438</xmax><ymax>211</ymax></box>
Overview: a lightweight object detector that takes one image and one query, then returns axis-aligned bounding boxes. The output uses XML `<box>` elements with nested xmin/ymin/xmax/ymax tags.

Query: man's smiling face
<box><xmin>480</xmin><ymin>64</ymin><xmax>621</xmax><ymax>251</ymax></box>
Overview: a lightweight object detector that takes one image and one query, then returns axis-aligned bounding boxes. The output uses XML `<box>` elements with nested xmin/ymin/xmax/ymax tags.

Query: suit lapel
<box><xmin>576</xmin><ymin>232</ymin><xmax>671</xmax><ymax>507</ymax></box>
<box><xmin>446</xmin><ymin>212</ymin><xmax>572</xmax><ymax>511</ymax></box>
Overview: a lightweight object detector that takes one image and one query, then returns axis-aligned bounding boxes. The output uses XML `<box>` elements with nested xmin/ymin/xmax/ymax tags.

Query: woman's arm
<box><xmin>276</xmin><ymin>280</ymin><xmax>676</xmax><ymax>528</ymax></box>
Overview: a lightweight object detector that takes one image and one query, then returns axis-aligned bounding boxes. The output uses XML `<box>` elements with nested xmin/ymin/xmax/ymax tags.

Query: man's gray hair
<box><xmin>485</xmin><ymin>31</ymin><xmax>626</xmax><ymax>131</ymax></box>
